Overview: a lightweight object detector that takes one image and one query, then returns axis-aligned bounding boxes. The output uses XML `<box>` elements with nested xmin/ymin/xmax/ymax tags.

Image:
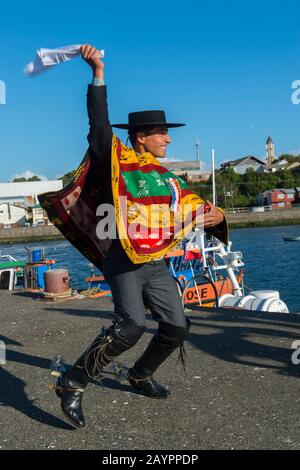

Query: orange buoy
<box><xmin>44</xmin><ymin>269</ymin><xmax>70</xmax><ymax>294</ymax></box>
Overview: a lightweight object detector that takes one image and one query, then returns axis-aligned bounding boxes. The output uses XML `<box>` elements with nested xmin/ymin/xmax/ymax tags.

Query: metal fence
<box><xmin>224</xmin><ymin>206</ymin><xmax>272</xmax><ymax>213</ymax></box>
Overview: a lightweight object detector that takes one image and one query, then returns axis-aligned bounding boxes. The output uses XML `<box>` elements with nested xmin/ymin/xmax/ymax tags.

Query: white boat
<box><xmin>283</xmin><ymin>236</ymin><xmax>300</xmax><ymax>241</ymax></box>
<box><xmin>173</xmin><ymin>149</ymin><xmax>289</xmax><ymax>313</ymax></box>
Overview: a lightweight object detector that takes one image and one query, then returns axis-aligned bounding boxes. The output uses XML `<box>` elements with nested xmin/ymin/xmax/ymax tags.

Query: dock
<box><xmin>0</xmin><ymin>291</ymin><xmax>299</xmax><ymax>450</ymax></box>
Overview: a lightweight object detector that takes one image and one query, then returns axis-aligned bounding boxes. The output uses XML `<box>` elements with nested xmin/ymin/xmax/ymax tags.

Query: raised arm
<box><xmin>81</xmin><ymin>44</ymin><xmax>113</xmax><ymax>164</ymax></box>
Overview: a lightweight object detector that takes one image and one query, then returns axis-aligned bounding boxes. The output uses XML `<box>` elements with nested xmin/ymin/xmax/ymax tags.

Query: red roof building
<box><xmin>257</xmin><ymin>189</ymin><xmax>296</xmax><ymax>209</ymax></box>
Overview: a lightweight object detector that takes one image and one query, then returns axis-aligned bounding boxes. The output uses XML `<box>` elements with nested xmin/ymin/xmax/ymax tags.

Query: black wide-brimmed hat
<box><xmin>112</xmin><ymin>110</ymin><xmax>185</xmax><ymax>130</ymax></box>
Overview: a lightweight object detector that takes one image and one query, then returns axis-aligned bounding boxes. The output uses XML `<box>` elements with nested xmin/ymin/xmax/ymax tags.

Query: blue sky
<box><xmin>0</xmin><ymin>0</ymin><xmax>300</xmax><ymax>182</ymax></box>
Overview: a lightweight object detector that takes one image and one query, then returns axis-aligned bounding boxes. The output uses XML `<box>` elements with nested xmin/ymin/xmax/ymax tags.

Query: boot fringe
<box><xmin>84</xmin><ymin>339</ymin><xmax>112</xmax><ymax>380</ymax></box>
<box><xmin>47</xmin><ymin>383</ymin><xmax>85</xmax><ymax>393</ymax></box>
<box><xmin>176</xmin><ymin>342</ymin><xmax>188</xmax><ymax>373</ymax></box>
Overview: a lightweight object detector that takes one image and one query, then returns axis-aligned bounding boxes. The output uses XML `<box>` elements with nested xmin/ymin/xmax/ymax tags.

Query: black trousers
<box><xmin>102</xmin><ymin>253</ymin><xmax>187</xmax><ymax>329</ymax></box>
<box><xmin>67</xmin><ymin>253</ymin><xmax>188</xmax><ymax>386</ymax></box>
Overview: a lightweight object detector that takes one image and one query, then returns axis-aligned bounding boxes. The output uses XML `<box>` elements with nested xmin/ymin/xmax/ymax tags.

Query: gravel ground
<box><xmin>0</xmin><ymin>291</ymin><xmax>299</xmax><ymax>450</ymax></box>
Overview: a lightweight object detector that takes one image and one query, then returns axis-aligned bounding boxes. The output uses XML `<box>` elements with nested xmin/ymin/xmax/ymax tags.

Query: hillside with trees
<box><xmin>59</xmin><ymin>155</ymin><xmax>300</xmax><ymax>208</ymax></box>
<box><xmin>12</xmin><ymin>175</ymin><xmax>42</xmax><ymax>182</ymax></box>
<box><xmin>59</xmin><ymin>170</ymin><xmax>76</xmax><ymax>187</ymax></box>
<box><xmin>190</xmin><ymin>164</ymin><xmax>300</xmax><ymax>208</ymax></box>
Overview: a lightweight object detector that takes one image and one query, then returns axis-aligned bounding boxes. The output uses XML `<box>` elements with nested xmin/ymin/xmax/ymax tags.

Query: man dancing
<box><xmin>40</xmin><ymin>44</ymin><xmax>227</xmax><ymax>428</ymax></box>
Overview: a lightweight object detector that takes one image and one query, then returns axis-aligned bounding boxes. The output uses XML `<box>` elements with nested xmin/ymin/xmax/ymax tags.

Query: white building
<box><xmin>0</xmin><ymin>180</ymin><xmax>63</xmax><ymax>206</ymax></box>
<box><xmin>32</xmin><ymin>204</ymin><xmax>45</xmax><ymax>225</ymax></box>
<box><xmin>0</xmin><ymin>203</ymin><xmax>27</xmax><ymax>226</ymax></box>
<box><xmin>256</xmin><ymin>160</ymin><xmax>288</xmax><ymax>174</ymax></box>
<box><xmin>164</xmin><ymin>161</ymin><xmax>211</xmax><ymax>182</ymax></box>
<box><xmin>220</xmin><ymin>156</ymin><xmax>265</xmax><ymax>175</ymax></box>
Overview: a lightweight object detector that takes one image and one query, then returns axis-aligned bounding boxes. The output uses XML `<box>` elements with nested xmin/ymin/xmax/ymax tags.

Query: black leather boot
<box><xmin>56</xmin><ymin>318</ymin><xmax>145</xmax><ymax>426</ymax></box>
<box><xmin>66</xmin><ymin>319</ymin><xmax>145</xmax><ymax>384</ymax></box>
<box><xmin>127</xmin><ymin>368</ymin><xmax>170</xmax><ymax>398</ymax></box>
<box><xmin>129</xmin><ymin>319</ymin><xmax>190</xmax><ymax>398</ymax></box>
<box><xmin>55</xmin><ymin>373</ymin><xmax>85</xmax><ymax>428</ymax></box>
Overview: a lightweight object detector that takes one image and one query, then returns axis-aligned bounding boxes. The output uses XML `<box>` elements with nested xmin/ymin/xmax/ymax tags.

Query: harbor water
<box><xmin>1</xmin><ymin>224</ymin><xmax>300</xmax><ymax>313</ymax></box>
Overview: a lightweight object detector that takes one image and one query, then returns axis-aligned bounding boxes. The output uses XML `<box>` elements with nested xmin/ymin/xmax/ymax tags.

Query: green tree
<box><xmin>12</xmin><ymin>175</ymin><xmax>41</xmax><ymax>182</ymax></box>
<box><xmin>233</xmin><ymin>193</ymin><xmax>251</xmax><ymax>207</ymax></box>
<box><xmin>27</xmin><ymin>175</ymin><xmax>41</xmax><ymax>181</ymax></box>
<box><xmin>277</xmin><ymin>169</ymin><xmax>295</xmax><ymax>189</ymax></box>
<box><xmin>222</xmin><ymin>167</ymin><xmax>241</xmax><ymax>185</ymax></box>
<box><xmin>12</xmin><ymin>177</ymin><xmax>27</xmax><ymax>182</ymax></box>
<box><xmin>276</xmin><ymin>154</ymin><xmax>300</xmax><ymax>163</ymax></box>
<box><xmin>240</xmin><ymin>168</ymin><xmax>257</xmax><ymax>198</ymax></box>
<box><xmin>188</xmin><ymin>182</ymin><xmax>212</xmax><ymax>201</ymax></box>
<box><xmin>59</xmin><ymin>170</ymin><xmax>76</xmax><ymax>187</ymax></box>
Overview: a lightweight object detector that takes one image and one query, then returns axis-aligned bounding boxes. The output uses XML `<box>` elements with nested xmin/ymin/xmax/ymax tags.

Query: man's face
<box><xmin>138</xmin><ymin>127</ymin><xmax>171</xmax><ymax>158</ymax></box>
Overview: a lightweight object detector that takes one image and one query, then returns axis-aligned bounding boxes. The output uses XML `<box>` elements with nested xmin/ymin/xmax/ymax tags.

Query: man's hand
<box><xmin>81</xmin><ymin>44</ymin><xmax>104</xmax><ymax>79</ymax></box>
<box><xmin>204</xmin><ymin>201</ymin><xmax>224</xmax><ymax>228</ymax></box>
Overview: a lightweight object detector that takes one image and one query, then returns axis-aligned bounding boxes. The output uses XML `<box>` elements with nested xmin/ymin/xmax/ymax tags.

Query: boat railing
<box><xmin>224</xmin><ymin>207</ymin><xmax>250</xmax><ymax>213</ymax></box>
<box><xmin>164</xmin><ymin>249</ymin><xmax>202</xmax><ymax>285</ymax></box>
<box><xmin>0</xmin><ymin>254</ymin><xmax>17</xmax><ymax>263</ymax></box>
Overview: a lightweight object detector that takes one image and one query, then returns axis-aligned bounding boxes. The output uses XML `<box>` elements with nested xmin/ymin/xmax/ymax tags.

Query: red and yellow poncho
<box><xmin>38</xmin><ymin>135</ymin><xmax>228</xmax><ymax>268</ymax></box>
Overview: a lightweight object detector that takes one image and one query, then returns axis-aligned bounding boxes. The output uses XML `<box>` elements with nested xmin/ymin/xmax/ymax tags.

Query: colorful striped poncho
<box><xmin>38</xmin><ymin>135</ymin><xmax>228</xmax><ymax>268</ymax></box>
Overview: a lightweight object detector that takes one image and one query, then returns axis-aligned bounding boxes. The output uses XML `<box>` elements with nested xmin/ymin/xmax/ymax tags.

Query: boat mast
<box><xmin>212</xmin><ymin>148</ymin><xmax>216</xmax><ymax>205</ymax></box>
<box><xmin>195</xmin><ymin>136</ymin><xmax>201</xmax><ymax>171</ymax></box>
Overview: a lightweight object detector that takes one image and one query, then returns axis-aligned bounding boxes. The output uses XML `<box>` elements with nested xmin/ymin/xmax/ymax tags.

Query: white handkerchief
<box><xmin>24</xmin><ymin>44</ymin><xmax>105</xmax><ymax>76</ymax></box>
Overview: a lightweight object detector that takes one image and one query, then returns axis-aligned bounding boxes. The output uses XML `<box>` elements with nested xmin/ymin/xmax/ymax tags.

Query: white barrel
<box><xmin>238</xmin><ymin>295</ymin><xmax>256</xmax><ymax>308</ymax></box>
<box><xmin>250</xmin><ymin>290</ymin><xmax>280</xmax><ymax>300</ymax></box>
<box><xmin>219</xmin><ymin>294</ymin><xmax>235</xmax><ymax>308</ymax></box>
<box><xmin>260</xmin><ymin>298</ymin><xmax>289</xmax><ymax>313</ymax></box>
<box><xmin>218</xmin><ymin>294</ymin><xmax>249</xmax><ymax>309</ymax></box>
<box><xmin>242</xmin><ymin>297</ymin><xmax>265</xmax><ymax>311</ymax></box>
<box><xmin>219</xmin><ymin>293</ymin><xmax>289</xmax><ymax>313</ymax></box>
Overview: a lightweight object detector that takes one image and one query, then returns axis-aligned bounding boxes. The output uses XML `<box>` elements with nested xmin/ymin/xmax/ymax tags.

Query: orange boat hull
<box><xmin>183</xmin><ymin>273</ymin><xmax>243</xmax><ymax>307</ymax></box>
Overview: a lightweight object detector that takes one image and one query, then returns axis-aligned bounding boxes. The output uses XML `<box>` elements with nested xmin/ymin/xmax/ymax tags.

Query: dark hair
<box><xmin>128</xmin><ymin>130</ymin><xmax>138</xmax><ymax>147</ymax></box>
<box><xmin>127</xmin><ymin>127</ymin><xmax>155</xmax><ymax>147</ymax></box>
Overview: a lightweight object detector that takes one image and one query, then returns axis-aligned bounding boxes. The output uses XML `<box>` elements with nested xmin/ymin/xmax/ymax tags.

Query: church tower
<box><xmin>265</xmin><ymin>136</ymin><xmax>275</xmax><ymax>165</ymax></box>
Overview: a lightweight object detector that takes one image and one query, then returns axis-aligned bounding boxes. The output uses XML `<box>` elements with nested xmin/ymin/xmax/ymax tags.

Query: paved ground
<box><xmin>0</xmin><ymin>290</ymin><xmax>300</xmax><ymax>450</ymax></box>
